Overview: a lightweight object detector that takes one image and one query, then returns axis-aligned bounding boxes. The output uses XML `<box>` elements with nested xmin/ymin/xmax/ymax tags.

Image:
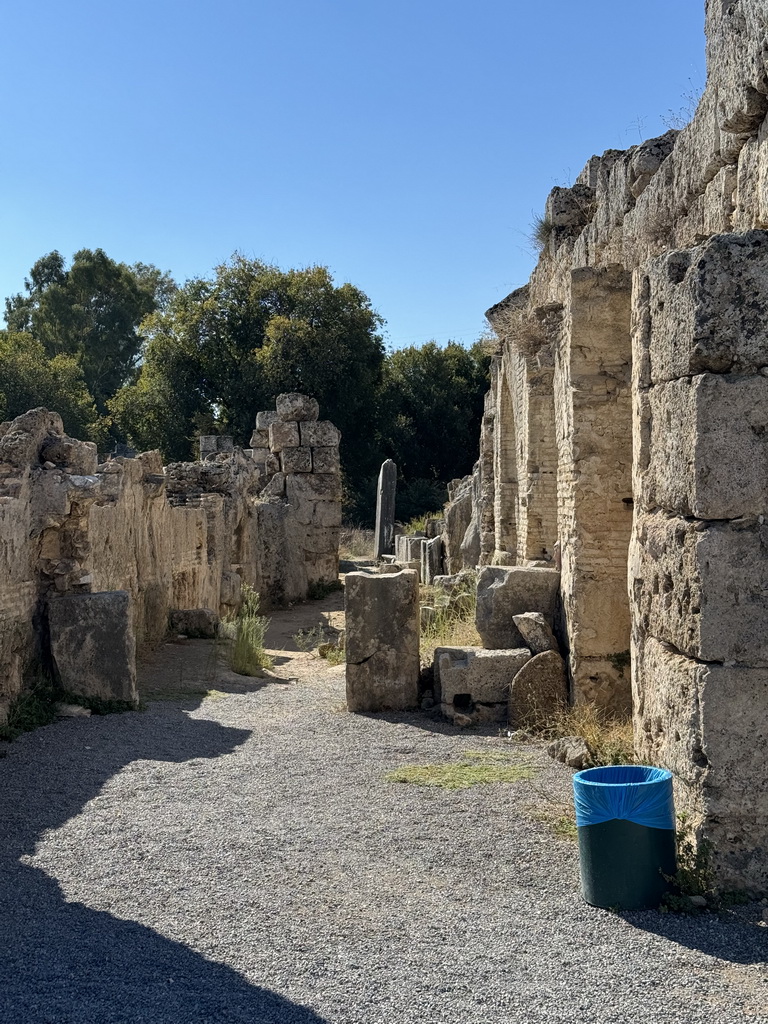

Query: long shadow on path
<box><xmin>0</xmin><ymin>703</ymin><xmax>329</xmax><ymax>1024</ymax></box>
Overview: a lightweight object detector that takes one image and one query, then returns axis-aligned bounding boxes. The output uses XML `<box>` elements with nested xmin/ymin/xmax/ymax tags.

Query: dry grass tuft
<box><xmin>419</xmin><ymin>572</ymin><xmax>480</xmax><ymax>667</ymax></box>
<box><xmin>339</xmin><ymin>527</ymin><xmax>374</xmax><ymax>560</ymax></box>
<box><xmin>545</xmin><ymin>701</ymin><xmax>635</xmax><ymax>767</ymax></box>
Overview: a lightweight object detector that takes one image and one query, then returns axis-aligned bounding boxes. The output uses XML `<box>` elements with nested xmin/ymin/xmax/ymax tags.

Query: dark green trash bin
<box><xmin>573</xmin><ymin>765</ymin><xmax>676</xmax><ymax>911</ymax></box>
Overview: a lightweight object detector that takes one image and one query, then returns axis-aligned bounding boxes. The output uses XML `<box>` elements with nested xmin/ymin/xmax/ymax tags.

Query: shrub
<box><xmin>230</xmin><ymin>584</ymin><xmax>272</xmax><ymax>675</ymax></box>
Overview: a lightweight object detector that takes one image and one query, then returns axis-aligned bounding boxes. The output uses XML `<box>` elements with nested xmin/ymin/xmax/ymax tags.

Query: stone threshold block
<box><xmin>476</xmin><ymin>565</ymin><xmax>560</xmax><ymax>649</ymax></box>
<box><xmin>345</xmin><ymin>568</ymin><xmax>419</xmax><ymax>713</ymax></box>
<box><xmin>48</xmin><ymin>590</ymin><xmax>138</xmax><ymax>705</ymax></box>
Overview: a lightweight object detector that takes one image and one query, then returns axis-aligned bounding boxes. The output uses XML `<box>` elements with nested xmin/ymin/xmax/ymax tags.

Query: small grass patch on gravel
<box><xmin>386</xmin><ymin>749</ymin><xmax>538</xmax><ymax>790</ymax></box>
<box><xmin>526</xmin><ymin>802</ymin><xmax>578</xmax><ymax>841</ymax></box>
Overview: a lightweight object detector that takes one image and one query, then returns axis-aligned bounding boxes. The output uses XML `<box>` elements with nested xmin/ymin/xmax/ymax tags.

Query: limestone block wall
<box><xmin>443</xmin><ymin>1</ymin><xmax>768</xmax><ymax>886</ymax></box>
<box><xmin>0</xmin><ymin>395</ymin><xmax>341</xmax><ymax>723</ymax></box>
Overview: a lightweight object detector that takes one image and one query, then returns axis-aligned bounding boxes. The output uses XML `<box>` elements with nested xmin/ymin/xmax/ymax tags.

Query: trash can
<box><xmin>573</xmin><ymin>765</ymin><xmax>676</xmax><ymax>911</ymax></box>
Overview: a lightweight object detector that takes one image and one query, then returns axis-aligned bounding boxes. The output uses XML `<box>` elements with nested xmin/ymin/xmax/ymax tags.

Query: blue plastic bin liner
<box><xmin>573</xmin><ymin>765</ymin><xmax>674</xmax><ymax>830</ymax></box>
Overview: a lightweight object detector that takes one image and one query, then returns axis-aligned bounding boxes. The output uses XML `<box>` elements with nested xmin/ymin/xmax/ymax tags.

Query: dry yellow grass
<box><xmin>419</xmin><ymin>575</ymin><xmax>480</xmax><ymax>668</ymax></box>
<box><xmin>339</xmin><ymin>527</ymin><xmax>374</xmax><ymax>560</ymax></box>
<box><xmin>545</xmin><ymin>701</ymin><xmax>636</xmax><ymax>766</ymax></box>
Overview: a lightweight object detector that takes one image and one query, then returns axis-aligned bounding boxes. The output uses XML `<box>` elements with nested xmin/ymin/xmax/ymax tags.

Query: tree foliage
<box><xmin>4</xmin><ymin>249</ymin><xmax>175</xmax><ymax>411</ymax></box>
<box><xmin>378</xmin><ymin>339</ymin><xmax>491</xmax><ymax>483</ymax></box>
<box><xmin>110</xmin><ymin>256</ymin><xmax>386</xmax><ymax>469</ymax></box>
<box><xmin>0</xmin><ymin>332</ymin><xmax>106</xmax><ymax>443</ymax></box>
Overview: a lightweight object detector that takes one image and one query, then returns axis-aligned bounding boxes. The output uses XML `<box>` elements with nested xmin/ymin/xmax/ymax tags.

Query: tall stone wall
<box><xmin>446</xmin><ymin>1</ymin><xmax>768</xmax><ymax>888</ymax></box>
<box><xmin>0</xmin><ymin>394</ymin><xmax>341</xmax><ymax>725</ymax></box>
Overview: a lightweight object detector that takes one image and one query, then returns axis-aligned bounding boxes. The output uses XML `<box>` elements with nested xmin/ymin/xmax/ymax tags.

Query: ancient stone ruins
<box><xmin>347</xmin><ymin>2</ymin><xmax>768</xmax><ymax>892</ymax></box>
<box><xmin>2</xmin><ymin>1</ymin><xmax>767</xmax><ymax>896</ymax></box>
<box><xmin>0</xmin><ymin>394</ymin><xmax>341</xmax><ymax>708</ymax></box>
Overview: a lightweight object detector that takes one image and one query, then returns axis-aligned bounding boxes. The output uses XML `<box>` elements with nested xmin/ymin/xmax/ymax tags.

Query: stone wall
<box><xmin>0</xmin><ymin>394</ymin><xmax>341</xmax><ymax>723</ymax></box>
<box><xmin>446</xmin><ymin>1</ymin><xmax>768</xmax><ymax>888</ymax></box>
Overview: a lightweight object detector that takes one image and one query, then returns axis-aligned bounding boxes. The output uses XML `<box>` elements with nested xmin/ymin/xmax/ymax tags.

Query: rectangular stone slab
<box><xmin>345</xmin><ymin>569</ymin><xmax>419</xmax><ymax>712</ymax></box>
<box><xmin>476</xmin><ymin>565</ymin><xmax>560</xmax><ymax>649</ymax></box>
<box><xmin>48</xmin><ymin>590</ymin><xmax>138</xmax><ymax>704</ymax></box>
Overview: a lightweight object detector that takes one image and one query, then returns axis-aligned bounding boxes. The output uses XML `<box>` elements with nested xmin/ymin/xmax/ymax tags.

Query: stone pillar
<box><xmin>630</xmin><ymin>234</ymin><xmax>768</xmax><ymax>890</ymax></box>
<box><xmin>373</xmin><ymin>459</ymin><xmax>397</xmax><ymax>558</ymax></box>
<box><xmin>345</xmin><ymin>569</ymin><xmax>419</xmax><ymax>712</ymax></box>
<box><xmin>199</xmin><ymin>435</ymin><xmax>234</xmax><ymax>461</ymax></box>
<box><xmin>491</xmin><ymin>362</ymin><xmax>518</xmax><ymax>564</ymax></box>
<box><xmin>555</xmin><ymin>264</ymin><xmax>634</xmax><ymax>712</ymax></box>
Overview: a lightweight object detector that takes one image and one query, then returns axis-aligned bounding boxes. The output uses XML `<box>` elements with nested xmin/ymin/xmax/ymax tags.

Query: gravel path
<box><xmin>0</xmin><ymin>639</ymin><xmax>766</xmax><ymax>1024</ymax></box>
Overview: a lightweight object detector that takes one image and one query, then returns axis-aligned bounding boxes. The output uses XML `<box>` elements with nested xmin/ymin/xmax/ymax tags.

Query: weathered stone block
<box><xmin>476</xmin><ymin>566</ymin><xmax>560</xmax><ymax>649</ymax></box>
<box><xmin>512</xmin><ymin>612</ymin><xmax>559</xmax><ymax>654</ymax></box>
<box><xmin>420</xmin><ymin>536</ymin><xmax>443</xmax><ymax>584</ymax></box>
<box><xmin>276</xmin><ymin>393</ymin><xmax>320</xmax><ymax>422</ymax></box>
<box><xmin>345</xmin><ymin>569</ymin><xmax>419</xmax><ymax>712</ymax></box>
<box><xmin>635</xmin><ymin>637</ymin><xmax>768</xmax><ymax>891</ymax></box>
<box><xmin>48</xmin><ymin>591</ymin><xmax>138</xmax><ymax>704</ymax></box>
<box><xmin>168</xmin><ymin>608</ymin><xmax>218</xmax><ymax>638</ymax></box>
<box><xmin>508</xmin><ymin>650</ymin><xmax>568</xmax><ymax>730</ymax></box>
<box><xmin>281</xmin><ymin>447</ymin><xmax>312</xmax><ymax>473</ymax></box>
<box><xmin>315</xmin><ymin>500</ymin><xmax>342</xmax><ymax>528</ymax></box>
<box><xmin>636</xmin><ymin>233</ymin><xmax>768</xmax><ymax>385</ymax></box>
<box><xmin>300</xmin><ymin>421</ymin><xmax>341</xmax><ymax>447</ymax></box>
<box><xmin>255</xmin><ymin>410</ymin><xmax>279</xmax><ymax>431</ymax></box>
<box><xmin>434</xmin><ymin>646</ymin><xmax>531</xmax><ymax>705</ymax></box>
<box><xmin>285</xmin><ymin>473</ymin><xmax>342</xmax><ymax>506</ymax></box>
<box><xmin>311</xmin><ymin>446</ymin><xmax>340</xmax><ymax>474</ymax></box>
<box><xmin>0</xmin><ymin>408</ymin><xmax>64</xmax><ymax>467</ymax></box>
<box><xmin>630</xmin><ymin>510</ymin><xmax>768</xmax><ymax>666</ymax></box>
<box><xmin>269</xmin><ymin>421</ymin><xmax>300</xmax><ymax>451</ymax></box>
<box><xmin>636</xmin><ymin>373</ymin><xmax>768</xmax><ymax>519</ymax></box>
<box><xmin>249</xmin><ymin>429</ymin><xmax>270</xmax><ymax>449</ymax></box>
<box><xmin>261</xmin><ymin>472</ymin><xmax>286</xmax><ymax>498</ymax></box>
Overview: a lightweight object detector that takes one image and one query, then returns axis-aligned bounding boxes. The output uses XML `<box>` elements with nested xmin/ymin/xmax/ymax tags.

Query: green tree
<box><xmin>0</xmin><ymin>331</ymin><xmax>106</xmax><ymax>443</ymax></box>
<box><xmin>111</xmin><ymin>256</ymin><xmax>386</xmax><ymax>472</ymax></box>
<box><xmin>378</xmin><ymin>340</ymin><xmax>491</xmax><ymax>504</ymax></box>
<box><xmin>4</xmin><ymin>249</ymin><xmax>175</xmax><ymax>411</ymax></box>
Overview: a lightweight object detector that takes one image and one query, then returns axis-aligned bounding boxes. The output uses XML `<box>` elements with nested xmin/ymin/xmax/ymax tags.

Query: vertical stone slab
<box><xmin>421</xmin><ymin>536</ymin><xmax>443</xmax><ymax>585</ymax></box>
<box><xmin>48</xmin><ymin>591</ymin><xmax>138</xmax><ymax>704</ymax></box>
<box><xmin>373</xmin><ymin>459</ymin><xmax>397</xmax><ymax>558</ymax></box>
<box><xmin>555</xmin><ymin>265</ymin><xmax>634</xmax><ymax>712</ymax></box>
<box><xmin>345</xmin><ymin>569</ymin><xmax>419</xmax><ymax>712</ymax></box>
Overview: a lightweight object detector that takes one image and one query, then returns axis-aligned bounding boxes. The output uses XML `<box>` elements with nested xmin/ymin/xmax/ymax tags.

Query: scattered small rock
<box><xmin>547</xmin><ymin>735</ymin><xmax>592</xmax><ymax>770</ymax></box>
<box><xmin>55</xmin><ymin>703</ymin><xmax>92</xmax><ymax>718</ymax></box>
<box><xmin>453</xmin><ymin>712</ymin><xmax>473</xmax><ymax>729</ymax></box>
<box><xmin>420</xmin><ymin>695</ymin><xmax>435</xmax><ymax>711</ymax></box>
<box><xmin>689</xmin><ymin>895</ymin><xmax>708</xmax><ymax>909</ymax></box>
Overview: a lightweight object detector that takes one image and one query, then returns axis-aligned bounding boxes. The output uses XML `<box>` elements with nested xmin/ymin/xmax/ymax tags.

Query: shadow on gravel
<box><xmin>0</xmin><ymin>706</ymin><xmax>329</xmax><ymax>1024</ymax></box>
<box><xmin>620</xmin><ymin>910</ymin><xmax>768</xmax><ymax>966</ymax></box>
<box><xmin>359</xmin><ymin>709</ymin><xmax>504</xmax><ymax>738</ymax></box>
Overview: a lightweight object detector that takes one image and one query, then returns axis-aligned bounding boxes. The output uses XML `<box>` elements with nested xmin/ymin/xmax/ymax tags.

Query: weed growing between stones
<box><xmin>525</xmin><ymin>799</ymin><xmax>578</xmax><ymax>842</ymax></box>
<box><xmin>530</xmin><ymin>213</ymin><xmax>554</xmax><ymax>253</ymax></box>
<box><xmin>541</xmin><ymin>702</ymin><xmax>635</xmax><ymax>768</ymax></box>
<box><xmin>419</xmin><ymin>572</ymin><xmax>481</xmax><ymax>668</ymax></box>
<box><xmin>230</xmin><ymin>584</ymin><xmax>272</xmax><ymax>676</ymax></box>
<box><xmin>386</xmin><ymin>749</ymin><xmax>537</xmax><ymax>790</ymax></box>
<box><xmin>659</xmin><ymin>814</ymin><xmax>750</xmax><ymax>913</ymax></box>
<box><xmin>0</xmin><ymin>672</ymin><xmax>58</xmax><ymax>741</ymax></box>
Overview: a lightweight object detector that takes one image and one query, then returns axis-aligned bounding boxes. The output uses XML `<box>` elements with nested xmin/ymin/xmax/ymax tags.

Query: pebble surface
<box><xmin>1</xmin><ymin>661</ymin><xmax>766</xmax><ymax>1023</ymax></box>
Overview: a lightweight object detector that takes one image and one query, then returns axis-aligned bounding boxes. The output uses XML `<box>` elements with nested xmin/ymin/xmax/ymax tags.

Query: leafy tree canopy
<box><xmin>111</xmin><ymin>255</ymin><xmax>386</xmax><ymax>470</ymax></box>
<box><xmin>0</xmin><ymin>331</ymin><xmax>107</xmax><ymax>444</ymax></box>
<box><xmin>4</xmin><ymin>249</ymin><xmax>176</xmax><ymax>411</ymax></box>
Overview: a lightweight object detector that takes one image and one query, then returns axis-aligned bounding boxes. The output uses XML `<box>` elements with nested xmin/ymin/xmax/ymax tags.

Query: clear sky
<box><xmin>1</xmin><ymin>0</ymin><xmax>706</xmax><ymax>350</ymax></box>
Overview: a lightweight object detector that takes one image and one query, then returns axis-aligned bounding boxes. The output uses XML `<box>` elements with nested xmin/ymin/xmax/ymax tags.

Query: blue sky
<box><xmin>1</xmin><ymin>0</ymin><xmax>706</xmax><ymax>350</ymax></box>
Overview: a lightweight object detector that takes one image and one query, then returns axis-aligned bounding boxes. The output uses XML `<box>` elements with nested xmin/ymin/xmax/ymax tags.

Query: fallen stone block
<box><xmin>512</xmin><ymin>612</ymin><xmax>559</xmax><ymax>654</ymax></box>
<box><xmin>476</xmin><ymin>565</ymin><xmax>560</xmax><ymax>649</ymax></box>
<box><xmin>509</xmin><ymin>650</ymin><xmax>568</xmax><ymax>731</ymax></box>
<box><xmin>168</xmin><ymin>608</ymin><xmax>218</xmax><ymax>638</ymax></box>
<box><xmin>434</xmin><ymin>646</ymin><xmax>531</xmax><ymax>706</ymax></box>
<box><xmin>276</xmin><ymin>393</ymin><xmax>320</xmax><ymax>422</ymax></box>
<box><xmin>345</xmin><ymin>569</ymin><xmax>419</xmax><ymax>712</ymax></box>
<box><xmin>547</xmin><ymin>735</ymin><xmax>591</xmax><ymax>770</ymax></box>
<box><xmin>48</xmin><ymin>591</ymin><xmax>138</xmax><ymax>705</ymax></box>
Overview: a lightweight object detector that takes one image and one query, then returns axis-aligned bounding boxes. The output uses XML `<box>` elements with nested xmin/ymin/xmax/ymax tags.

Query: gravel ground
<box><xmin>0</xmin><ymin>640</ymin><xmax>767</xmax><ymax>1024</ymax></box>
